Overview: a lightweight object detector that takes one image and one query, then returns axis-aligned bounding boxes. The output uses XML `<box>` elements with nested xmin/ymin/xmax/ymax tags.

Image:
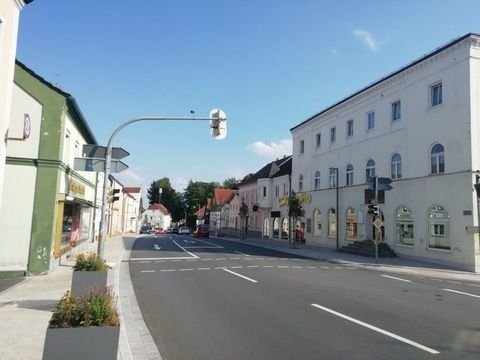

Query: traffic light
<box><xmin>368</xmin><ymin>203</ymin><xmax>379</xmax><ymax>216</ymax></box>
<box><xmin>210</xmin><ymin>108</ymin><xmax>227</xmax><ymax>140</ymax></box>
<box><xmin>108</xmin><ymin>188</ymin><xmax>120</xmax><ymax>203</ymax></box>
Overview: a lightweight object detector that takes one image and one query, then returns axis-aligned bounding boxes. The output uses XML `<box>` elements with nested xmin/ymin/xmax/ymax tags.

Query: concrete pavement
<box><xmin>0</xmin><ymin>233</ymin><xmax>478</xmax><ymax>360</ymax></box>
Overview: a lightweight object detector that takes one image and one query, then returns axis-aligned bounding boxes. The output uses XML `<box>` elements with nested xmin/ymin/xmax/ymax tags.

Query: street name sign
<box><xmin>377</xmin><ymin>177</ymin><xmax>393</xmax><ymax>191</ymax></box>
<box><xmin>82</xmin><ymin>145</ymin><xmax>130</xmax><ymax>160</ymax></box>
<box><xmin>74</xmin><ymin>157</ymin><xmax>129</xmax><ymax>173</ymax></box>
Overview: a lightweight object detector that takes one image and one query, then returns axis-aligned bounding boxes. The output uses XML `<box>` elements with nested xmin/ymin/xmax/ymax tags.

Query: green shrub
<box><xmin>49</xmin><ymin>289</ymin><xmax>119</xmax><ymax>328</ymax></box>
<box><xmin>73</xmin><ymin>252</ymin><xmax>109</xmax><ymax>272</ymax></box>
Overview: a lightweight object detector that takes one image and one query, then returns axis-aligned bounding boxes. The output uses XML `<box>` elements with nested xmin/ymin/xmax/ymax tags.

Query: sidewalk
<box><xmin>0</xmin><ymin>235</ymin><xmax>161</xmax><ymax>360</ymax></box>
<box><xmin>0</xmin><ymin>234</ymin><xmax>478</xmax><ymax>360</ymax></box>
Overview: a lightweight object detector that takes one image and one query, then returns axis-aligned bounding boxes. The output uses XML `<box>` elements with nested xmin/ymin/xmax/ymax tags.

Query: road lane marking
<box><xmin>186</xmin><ymin>259</ymin><xmax>197</xmax><ymax>262</ymax></box>
<box><xmin>202</xmin><ymin>259</ymin><xmax>213</xmax><ymax>261</ymax></box>
<box><xmin>232</xmin><ymin>266</ymin><xmax>244</xmax><ymax>269</ymax></box>
<box><xmin>381</xmin><ymin>275</ymin><xmax>412</xmax><ymax>283</ymax></box>
<box><xmin>141</xmin><ymin>270</ymin><xmax>155</xmax><ymax>273</ymax></box>
<box><xmin>443</xmin><ymin>288</ymin><xmax>480</xmax><ymax>299</ymax></box>
<box><xmin>223</xmin><ymin>269</ymin><xmax>258</xmax><ymax>283</ymax></box>
<box><xmin>155</xmin><ymin>260</ymin><xmax>166</xmax><ymax>263</ymax></box>
<box><xmin>277</xmin><ymin>266</ymin><xmax>290</xmax><ymax>268</ymax></box>
<box><xmin>263</xmin><ymin>266</ymin><xmax>274</xmax><ymax>268</ymax></box>
<box><xmin>311</xmin><ymin>304</ymin><xmax>440</xmax><ymax>355</ymax></box>
<box><xmin>160</xmin><ymin>269</ymin><xmax>176</xmax><ymax>272</ymax></box>
<box><xmin>307</xmin><ymin>266</ymin><xmax>317</xmax><ymax>269</ymax></box>
<box><xmin>179</xmin><ymin>268</ymin><xmax>194</xmax><ymax>271</ymax></box>
<box><xmin>216</xmin><ymin>258</ymin><xmax>227</xmax><ymax>260</ymax></box>
<box><xmin>292</xmin><ymin>266</ymin><xmax>303</xmax><ymax>269</ymax></box>
<box><xmin>171</xmin><ymin>239</ymin><xmax>199</xmax><ymax>259</ymax></box>
<box><xmin>247</xmin><ymin>265</ymin><xmax>259</xmax><ymax>268</ymax></box>
<box><xmin>214</xmin><ymin>267</ymin><xmax>227</xmax><ymax>270</ymax></box>
<box><xmin>197</xmin><ymin>268</ymin><xmax>211</xmax><ymax>270</ymax></box>
<box><xmin>130</xmin><ymin>256</ymin><xmax>196</xmax><ymax>261</ymax></box>
<box><xmin>467</xmin><ymin>283</ymin><xmax>480</xmax><ymax>288</ymax></box>
<box><xmin>192</xmin><ymin>239</ymin><xmax>224</xmax><ymax>248</ymax></box>
<box><xmin>153</xmin><ymin>244</ymin><xmax>161</xmax><ymax>250</ymax></box>
<box><xmin>446</xmin><ymin>280</ymin><xmax>462</xmax><ymax>285</ymax></box>
<box><xmin>321</xmin><ymin>266</ymin><xmax>330</xmax><ymax>269</ymax></box>
<box><xmin>139</xmin><ymin>261</ymin><xmax>151</xmax><ymax>264</ymax></box>
<box><xmin>235</xmin><ymin>251</ymin><xmax>250</xmax><ymax>256</ymax></box>
<box><xmin>230</xmin><ymin>258</ymin><xmax>240</xmax><ymax>260</ymax></box>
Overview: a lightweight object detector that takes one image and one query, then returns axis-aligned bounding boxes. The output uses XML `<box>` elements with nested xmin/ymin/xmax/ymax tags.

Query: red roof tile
<box><xmin>214</xmin><ymin>189</ymin><xmax>237</xmax><ymax>206</ymax></box>
<box><xmin>148</xmin><ymin>203</ymin><xmax>170</xmax><ymax>214</ymax></box>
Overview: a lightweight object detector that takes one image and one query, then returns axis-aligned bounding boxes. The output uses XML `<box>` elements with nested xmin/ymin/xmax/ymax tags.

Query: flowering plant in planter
<box><xmin>72</xmin><ymin>252</ymin><xmax>109</xmax><ymax>272</ymax></box>
<box><xmin>43</xmin><ymin>289</ymin><xmax>120</xmax><ymax>360</ymax></box>
<box><xmin>71</xmin><ymin>252</ymin><xmax>109</xmax><ymax>297</ymax></box>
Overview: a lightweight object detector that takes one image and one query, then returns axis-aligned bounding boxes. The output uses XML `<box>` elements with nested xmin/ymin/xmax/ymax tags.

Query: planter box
<box><xmin>43</xmin><ymin>326</ymin><xmax>119</xmax><ymax>360</ymax></box>
<box><xmin>71</xmin><ymin>270</ymin><xmax>108</xmax><ymax>297</ymax></box>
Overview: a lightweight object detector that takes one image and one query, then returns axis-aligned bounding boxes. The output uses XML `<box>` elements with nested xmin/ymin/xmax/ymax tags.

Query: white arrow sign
<box><xmin>153</xmin><ymin>244</ymin><xmax>161</xmax><ymax>251</ymax></box>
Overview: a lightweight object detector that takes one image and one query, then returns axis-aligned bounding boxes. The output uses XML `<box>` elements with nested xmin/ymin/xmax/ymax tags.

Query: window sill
<box><xmin>427</xmin><ymin>246</ymin><xmax>451</xmax><ymax>253</ymax></box>
<box><xmin>395</xmin><ymin>242</ymin><xmax>414</xmax><ymax>248</ymax></box>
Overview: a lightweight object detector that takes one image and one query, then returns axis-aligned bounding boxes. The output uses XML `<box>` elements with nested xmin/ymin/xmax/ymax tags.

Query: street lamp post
<box><xmin>97</xmin><ymin>111</ymin><xmax>227</xmax><ymax>259</ymax></box>
<box><xmin>329</xmin><ymin>167</ymin><xmax>339</xmax><ymax>250</ymax></box>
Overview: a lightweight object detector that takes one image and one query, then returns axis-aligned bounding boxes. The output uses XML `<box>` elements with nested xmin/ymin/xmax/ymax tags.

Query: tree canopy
<box><xmin>146</xmin><ymin>178</ymin><xmax>183</xmax><ymax>221</ymax></box>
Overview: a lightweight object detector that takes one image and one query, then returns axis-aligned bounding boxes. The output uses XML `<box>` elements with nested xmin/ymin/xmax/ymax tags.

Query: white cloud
<box><xmin>171</xmin><ymin>176</ymin><xmax>189</xmax><ymax>192</ymax></box>
<box><xmin>115</xmin><ymin>169</ymin><xmax>144</xmax><ymax>186</ymax></box>
<box><xmin>353</xmin><ymin>29</ymin><xmax>378</xmax><ymax>52</ymax></box>
<box><xmin>247</xmin><ymin>139</ymin><xmax>292</xmax><ymax>159</ymax></box>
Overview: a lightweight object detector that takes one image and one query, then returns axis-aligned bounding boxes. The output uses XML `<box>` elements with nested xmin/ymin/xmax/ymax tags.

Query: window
<box><xmin>430</xmin><ymin>143</ymin><xmax>445</xmax><ymax>174</ymax></box>
<box><xmin>367</xmin><ymin>111</ymin><xmax>375</xmax><ymax>130</ymax></box>
<box><xmin>396</xmin><ymin>207</ymin><xmax>414</xmax><ymax>246</ymax></box>
<box><xmin>346</xmin><ymin>208</ymin><xmax>358</xmax><ymax>239</ymax></box>
<box><xmin>300</xmin><ymin>140</ymin><xmax>305</xmax><ymax>154</ymax></box>
<box><xmin>64</xmin><ymin>130</ymin><xmax>71</xmax><ymax>165</ymax></box>
<box><xmin>263</xmin><ymin>186</ymin><xmax>267</xmax><ymax>197</ymax></box>
<box><xmin>366</xmin><ymin>159</ymin><xmax>375</xmax><ymax>181</ymax></box>
<box><xmin>314</xmin><ymin>171</ymin><xmax>321</xmax><ymax>190</ymax></box>
<box><xmin>316</xmin><ymin>133</ymin><xmax>321</xmax><ymax>149</ymax></box>
<box><xmin>283</xmin><ymin>183</ymin><xmax>288</xmax><ymax>196</ymax></box>
<box><xmin>329</xmin><ymin>168</ymin><xmax>337</xmax><ymax>188</ymax></box>
<box><xmin>431</xmin><ymin>82</ymin><xmax>443</xmax><ymax>106</ymax></box>
<box><xmin>298</xmin><ymin>174</ymin><xmax>304</xmax><ymax>192</ymax></box>
<box><xmin>313</xmin><ymin>209</ymin><xmax>322</xmax><ymax>236</ymax></box>
<box><xmin>330</xmin><ymin>127</ymin><xmax>336</xmax><ymax>144</ymax></box>
<box><xmin>275</xmin><ymin>185</ymin><xmax>279</xmax><ymax>198</ymax></box>
<box><xmin>346</xmin><ymin>164</ymin><xmax>354</xmax><ymax>186</ymax></box>
<box><xmin>347</xmin><ymin>119</ymin><xmax>354</xmax><ymax>137</ymax></box>
<box><xmin>328</xmin><ymin>208</ymin><xmax>336</xmax><ymax>238</ymax></box>
<box><xmin>428</xmin><ymin>205</ymin><xmax>450</xmax><ymax>250</ymax></box>
<box><xmin>391</xmin><ymin>153</ymin><xmax>402</xmax><ymax>179</ymax></box>
<box><xmin>392</xmin><ymin>101</ymin><xmax>401</xmax><ymax>121</ymax></box>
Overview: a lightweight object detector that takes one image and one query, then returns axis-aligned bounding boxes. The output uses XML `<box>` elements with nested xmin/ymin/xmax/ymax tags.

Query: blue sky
<box><xmin>17</xmin><ymin>0</ymin><xmax>480</xmax><ymax>193</ymax></box>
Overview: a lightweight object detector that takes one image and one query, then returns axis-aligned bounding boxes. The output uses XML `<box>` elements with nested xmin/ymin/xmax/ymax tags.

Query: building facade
<box><xmin>291</xmin><ymin>33</ymin><xmax>480</xmax><ymax>272</ymax></box>
<box><xmin>0</xmin><ymin>0</ymin><xmax>32</xmax><ymax>212</ymax></box>
<box><xmin>0</xmin><ymin>61</ymin><xmax>98</xmax><ymax>275</ymax></box>
<box><xmin>142</xmin><ymin>203</ymin><xmax>171</xmax><ymax>231</ymax></box>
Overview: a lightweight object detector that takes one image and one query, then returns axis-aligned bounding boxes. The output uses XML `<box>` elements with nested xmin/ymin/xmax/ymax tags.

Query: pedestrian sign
<box><xmin>373</xmin><ymin>218</ymin><xmax>383</xmax><ymax>229</ymax></box>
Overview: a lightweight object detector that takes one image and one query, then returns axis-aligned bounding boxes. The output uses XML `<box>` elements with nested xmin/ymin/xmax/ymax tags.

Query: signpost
<box><xmin>74</xmin><ymin>157</ymin><xmax>129</xmax><ymax>173</ymax></box>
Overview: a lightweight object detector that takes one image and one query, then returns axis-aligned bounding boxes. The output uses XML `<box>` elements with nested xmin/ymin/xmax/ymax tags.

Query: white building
<box><xmin>291</xmin><ymin>33</ymin><xmax>480</xmax><ymax>272</ymax></box>
<box><xmin>142</xmin><ymin>203</ymin><xmax>171</xmax><ymax>231</ymax></box>
<box><xmin>0</xmin><ymin>0</ymin><xmax>32</xmax><ymax>211</ymax></box>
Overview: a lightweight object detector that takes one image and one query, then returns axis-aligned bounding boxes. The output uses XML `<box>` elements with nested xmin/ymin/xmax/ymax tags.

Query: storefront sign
<box><xmin>68</xmin><ymin>179</ymin><xmax>85</xmax><ymax>196</ymax></box>
<box><xmin>279</xmin><ymin>197</ymin><xmax>288</xmax><ymax>207</ymax></box>
<box><xmin>296</xmin><ymin>192</ymin><xmax>311</xmax><ymax>204</ymax></box>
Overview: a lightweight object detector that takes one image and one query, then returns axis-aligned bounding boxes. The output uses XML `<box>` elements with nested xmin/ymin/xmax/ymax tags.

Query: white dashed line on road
<box><xmin>443</xmin><ymin>288</ymin><xmax>480</xmax><ymax>299</ymax></box>
<box><xmin>160</xmin><ymin>269</ymin><xmax>176</xmax><ymax>272</ymax></box>
<box><xmin>381</xmin><ymin>275</ymin><xmax>412</xmax><ymax>283</ymax></box>
<box><xmin>197</xmin><ymin>268</ymin><xmax>211</xmax><ymax>271</ymax></box>
<box><xmin>231</xmin><ymin>266</ymin><xmax>244</xmax><ymax>269</ymax></box>
<box><xmin>247</xmin><ymin>265</ymin><xmax>260</xmax><ymax>268</ymax></box>
<box><xmin>179</xmin><ymin>268</ymin><xmax>194</xmax><ymax>271</ymax></box>
<box><xmin>263</xmin><ymin>266</ymin><xmax>274</xmax><ymax>268</ymax></box>
<box><xmin>141</xmin><ymin>270</ymin><xmax>155</xmax><ymax>273</ymax></box>
<box><xmin>223</xmin><ymin>269</ymin><xmax>258</xmax><ymax>283</ymax></box>
<box><xmin>311</xmin><ymin>304</ymin><xmax>440</xmax><ymax>355</ymax></box>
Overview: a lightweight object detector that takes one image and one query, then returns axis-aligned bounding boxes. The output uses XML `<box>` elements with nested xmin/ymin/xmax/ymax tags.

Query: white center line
<box><xmin>197</xmin><ymin>268</ymin><xmax>211</xmax><ymax>271</ymax></box>
<box><xmin>307</xmin><ymin>266</ymin><xmax>317</xmax><ymax>269</ymax></box>
<box><xmin>216</xmin><ymin>258</ymin><xmax>227</xmax><ymax>260</ymax></box>
<box><xmin>381</xmin><ymin>274</ymin><xmax>412</xmax><ymax>283</ymax></box>
<box><xmin>446</xmin><ymin>280</ymin><xmax>462</xmax><ymax>285</ymax></box>
<box><xmin>160</xmin><ymin>269</ymin><xmax>176</xmax><ymax>272</ymax></box>
<box><xmin>263</xmin><ymin>265</ymin><xmax>274</xmax><ymax>268</ymax></box>
<box><xmin>277</xmin><ymin>266</ymin><xmax>290</xmax><ymax>268</ymax></box>
<box><xmin>179</xmin><ymin>268</ymin><xmax>194</xmax><ymax>271</ymax></box>
<box><xmin>223</xmin><ymin>269</ymin><xmax>258</xmax><ymax>283</ymax></box>
<box><xmin>443</xmin><ymin>288</ymin><xmax>480</xmax><ymax>299</ymax></box>
<box><xmin>231</xmin><ymin>266</ymin><xmax>244</xmax><ymax>269</ymax></box>
<box><xmin>141</xmin><ymin>270</ymin><xmax>155</xmax><ymax>273</ymax></box>
<box><xmin>202</xmin><ymin>258</ymin><xmax>213</xmax><ymax>261</ymax></box>
<box><xmin>292</xmin><ymin>266</ymin><xmax>303</xmax><ymax>269</ymax></box>
<box><xmin>230</xmin><ymin>258</ymin><xmax>240</xmax><ymax>260</ymax></box>
<box><xmin>311</xmin><ymin>304</ymin><xmax>440</xmax><ymax>355</ymax></box>
<box><xmin>247</xmin><ymin>265</ymin><xmax>260</xmax><ymax>268</ymax></box>
<box><xmin>214</xmin><ymin>266</ymin><xmax>227</xmax><ymax>270</ymax></box>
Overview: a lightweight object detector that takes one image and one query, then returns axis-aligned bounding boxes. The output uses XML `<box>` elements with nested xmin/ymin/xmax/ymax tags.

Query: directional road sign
<box><xmin>74</xmin><ymin>157</ymin><xmax>129</xmax><ymax>173</ymax></box>
<box><xmin>377</xmin><ymin>177</ymin><xmax>393</xmax><ymax>191</ymax></box>
<box><xmin>82</xmin><ymin>145</ymin><xmax>129</xmax><ymax>160</ymax></box>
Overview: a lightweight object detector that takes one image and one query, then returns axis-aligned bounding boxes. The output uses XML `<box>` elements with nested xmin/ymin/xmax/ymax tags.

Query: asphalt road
<box><xmin>129</xmin><ymin>234</ymin><xmax>480</xmax><ymax>360</ymax></box>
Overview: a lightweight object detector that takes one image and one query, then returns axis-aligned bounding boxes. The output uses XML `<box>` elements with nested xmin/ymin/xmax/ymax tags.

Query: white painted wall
<box><xmin>291</xmin><ymin>35</ymin><xmax>480</xmax><ymax>272</ymax></box>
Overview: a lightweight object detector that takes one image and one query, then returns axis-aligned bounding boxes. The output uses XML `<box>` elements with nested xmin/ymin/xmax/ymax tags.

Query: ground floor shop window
<box><xmin>281</xmin><ymin>217</ymin><xmax>289</xmax><ymax>239</ymax></box>
<box><xmin>396</xmin><ymin>206</ymin><xmax>414</xmax><ymax>246</ymax></box>
<box><xmin>428</xmin><ymin>205</ymin><xmax>450</xmax><ymax>250</ymax></box>
<box><xmin>263</xmin><ymin>218</ymin><xmax>269</xmax><ymax>237</ymax></box>
<box><xmin>313</xmin><ymin>209</ymin><xmax>322</xmax><ymax>236</ymax></box>
<box><xmin>61</xmin><ymin>203</ymin><xmax>91</xmax><ymax>248</ymax></box>
<box><xmin>328</xmin><ymin>208</ymin><xmax>336</xmax><ymax>238</ymax></box>
<box><xmin>346</xmin><ymin>208</ymin><xmax>358</xmax><ymax>239</ymax></box>
<box><xmin>273</xmin><ymin>218</ymin><xmax>279</xmax><ymax>238</ymax></box>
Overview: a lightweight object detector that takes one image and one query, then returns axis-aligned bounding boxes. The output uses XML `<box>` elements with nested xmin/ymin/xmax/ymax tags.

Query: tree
<box><xmin>222</xmin><ymin>177</ymin><xmax>240</xmax><ymax>189</ymax></box>
<box><xmin>288</xmin><ymin>191</ymin><xmax>305</xmax><ymax>248</ymax></box>
<box><xmin>146</xmin><ymin>178</ymin><xmax>184</xmax><ymax>222</ymax></box>
<box><xmin>183</xmin><ymin>180</ymin><xmax>219</xmax><ymax>215</ymax></box>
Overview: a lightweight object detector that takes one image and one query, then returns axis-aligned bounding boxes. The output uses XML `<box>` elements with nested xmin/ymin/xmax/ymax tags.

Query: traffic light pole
<box><xmin>97</xmin><ymin>115</ymin><xmax>218</xmax><ymax>260</ymax></box>
<box><xmin>375</xmin><ymin>176</ymin><xmax>380</xmax><ymax>264</ymax></box>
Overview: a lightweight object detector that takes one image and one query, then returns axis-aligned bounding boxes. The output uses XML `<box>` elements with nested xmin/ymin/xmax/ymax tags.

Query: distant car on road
<box><xmin>140</xmin><ymin>226</ymin><xmax>151</xmax><ymax>234</ymax></box>
<box><xmin>179</xmin><ymin>227</ymin><xmax>190</xmax><ymax>235</ymax></box>
<box><xmin>194</xmin><ymin>224</ymin><xmax>209</xmax><ymax>238</ymax></box>
<box><xmin>155</xmin><ymin>228</ymin><xmax>164</xmax><ymax>235</ymax></box>
<box><xmin>165</xmin><ymin>228</ymin><xmax>172</xmax><ymax>234</ymax></box>
<box><xmin>172</xmin><ymin>228</ymin><xmax>179</xmax><ymax>234</ymax></box>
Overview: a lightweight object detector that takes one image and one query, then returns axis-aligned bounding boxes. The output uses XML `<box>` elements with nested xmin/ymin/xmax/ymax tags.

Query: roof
<box><xmin>290</xmin><ymin>33</ymin><xmax>479</xmax><ymax>132</ymax></box>
<box><xmin>15</xmin><ymin>60</ymin><xmax>97</xmax><ymax>144</ymax></box>
<box><xmin>272</xmin><ymin>156</ymin><xmax>292</xmax><ymax>178</ymax></box>
<box><xmin>123</xmin><ymin>187</ymin><xmax>141</xmax><ymax>194</ymax></box>
<box><xmin>241</xmin><ymin>155</ymin><xmax>292</xmax><ymax>185</ymax></box>
<box><xmin>214</xmin><ymin>188</ymin><xmax>237</xmax><ymax>206</ymax></box>
<box><xmin>148</xmin><ymin>203</ymin><xmax>170</xmax><ymax>215</ymax></box>
<box><xmin>195</xmin><ymin>198</ymin><xmax>212</xmax><ymax>219</ymax></box>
